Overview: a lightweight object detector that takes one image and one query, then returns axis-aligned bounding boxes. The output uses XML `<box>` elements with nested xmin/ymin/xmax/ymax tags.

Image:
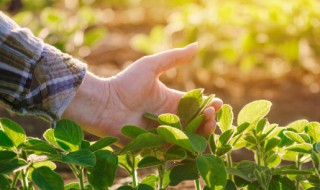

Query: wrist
<box><xmin>62</xmin><ymin>72</ymin><xmax>111</xmax><ymax>136</ymax></box>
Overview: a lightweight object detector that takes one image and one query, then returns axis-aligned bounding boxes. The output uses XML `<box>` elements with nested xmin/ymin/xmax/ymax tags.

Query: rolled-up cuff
<box><xmin>26</xmin><ymin>45</ymin><xmax>87</xmax><ymax>122</ymax></box>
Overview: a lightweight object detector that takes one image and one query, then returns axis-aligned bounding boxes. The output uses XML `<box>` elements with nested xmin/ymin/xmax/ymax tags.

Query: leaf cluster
<box><xmin>1</xmin><ymin>89</ymin><xmax>320</xmax><ymax>190</ymax></box>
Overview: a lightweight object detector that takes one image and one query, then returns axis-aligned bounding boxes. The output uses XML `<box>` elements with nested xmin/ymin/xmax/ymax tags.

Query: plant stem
<box><xmin>21</xmin><ymin>169</ymin><xmax>28</xmax><ymax>190</ymax></box>
<box><xmin>226</xmin><ymin>153</ymin><xmax>233</xmax><ymax>180</ymax></box>
<box><xmin>311</xmin><ymin>154</ymin><xmax>320</xmax><ymax>185</ymax></box>
<box><xmin>78</xmin><ymin>167</ymin><xmax>85</xmax><ymax>190</ymax></box>
<box><xmin>232</xmin><ymin>134</ymin><xmax>243</xmax><ymax>147</ymax></box>
<box><xmin>262</xmin><ymin>151</ymin><xmax>267</xmax><ymax>167</ymax></box>
<box><xmin>256</xmin><ymin>147</ymin><xmax>261</xmax><ymax>166</ymax></box>
<box><xmin>158</xmin><ymin>164</ymin><xmax>165</xmax><ymax>190</ymax></box>
<box><xmin>194</xmin><ymin>179</ymin><xmax>201</xmax><ymax>190</ymax></box>
<box><xmin>68</xmin><ymin>164</ymin><xmax>84</xmax><ymax>190</ymax></box>
<box><xmin>131</xmin><ymin>153</ymin><xmax>138</xmax><ymax>188</ymax></box>
<box><xmin>68</xmin><ymin>163</ymin><xmax>79</xmax><ymax>176</ymax></box>
<box><xmin>11</xmin><ymin>172</ymin><xmax>19</xmax><ymax>189</ymax></box>
<box><xmin>295</xmin><ymin>154</ymin><xmax>301</xmax><ymax>190</ymax></box>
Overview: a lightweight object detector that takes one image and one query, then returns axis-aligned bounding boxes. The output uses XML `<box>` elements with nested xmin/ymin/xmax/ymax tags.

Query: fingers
<box><xmin>197</xmin><ymin>107</ymin><xmax>217</xmax><ymax>136</ymax></box>
<box><xmin>210</xmin><ymin>97</ymin><xmax>223</xmax><ymax>112</ymax></box>
<box><xmin>197</xmin><ymin>97</ymin><xmax>223</xmax><ymax>136</ymax></box>
<box><xmin>140</xmin><ymin>43</ymin><xmax>198</xmax><ymax>75</ymax></box>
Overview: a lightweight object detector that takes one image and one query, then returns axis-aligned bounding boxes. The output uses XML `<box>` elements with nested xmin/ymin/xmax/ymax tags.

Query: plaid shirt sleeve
<box><xmin>0</xmin><ymin>12</ymin><xmax>87</xmax><ymax>123</ymax></box>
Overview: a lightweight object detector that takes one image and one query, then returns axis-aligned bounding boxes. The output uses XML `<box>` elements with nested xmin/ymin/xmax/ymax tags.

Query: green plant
<box><xmin>0</xmin><ymin>118</ymin><xmax>118</xmax><ymax>190</ymax></box>
<box><xmin>131</xmin><ymin>0</ymin><xmax>320</xmax><ymax>73</ymax></box>
<box><xmin>1</xmin><ymin>89</ymin><xmax>320</xmax><ymax>189</ymax></box>
<box><xmin>0</xmin><ymin>0</ymin><xmax>108</xmax><ymax>58</ymax></box>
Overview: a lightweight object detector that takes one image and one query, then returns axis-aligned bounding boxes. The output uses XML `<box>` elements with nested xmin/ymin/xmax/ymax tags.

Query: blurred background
<box><xmin>0</xmin><ymin>0</ymin><xmax>320</xmax><ymax>187</ymax></box>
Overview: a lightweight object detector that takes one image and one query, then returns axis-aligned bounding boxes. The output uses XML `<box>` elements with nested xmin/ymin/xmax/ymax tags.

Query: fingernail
<box><xmin>189</xmin><ymin>42</ymin><xmax>198</xmax><ymax>47</ymax></box>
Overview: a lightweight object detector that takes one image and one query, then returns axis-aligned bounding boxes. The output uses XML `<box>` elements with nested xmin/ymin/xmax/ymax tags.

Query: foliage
<box><xmin>0</xmin><ymin>0</ymin><xmax>108</xmax><ymax>57</ymax></box>
<box><xmin>3</xmin><ymin>0</ymin><xmax>320</xmax><ymax>74</ymax></box>
<box><xmin>0</xmin><ymin>118</ymin><xmax>118</xmax><ymax>190</ymax></box>
<box><xmin>1</xmin><ymin>89</ymin><xmax>320</xmax><ymax>189</ymax></box>
<box><xmin>131</xmin><ymin>0</ymin><xmax>320</xmax><ymax>73</ymax></box>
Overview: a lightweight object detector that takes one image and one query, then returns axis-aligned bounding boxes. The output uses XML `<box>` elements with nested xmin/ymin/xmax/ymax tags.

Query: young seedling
<box><xmin>1</xmin><ymin>89</ymin><xmax>320</xmax><ymax>190</ymax></box>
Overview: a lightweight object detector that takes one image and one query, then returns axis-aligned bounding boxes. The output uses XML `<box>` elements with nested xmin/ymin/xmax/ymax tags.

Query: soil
<box><xmin>1</xmin><ymin>8</ymin><xmax>320</xmax><ymax>189</ymax></box>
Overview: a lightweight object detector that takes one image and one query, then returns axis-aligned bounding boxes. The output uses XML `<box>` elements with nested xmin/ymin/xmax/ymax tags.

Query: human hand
<box><xmin>63</xmin><ymin>43</ymin><xmax>222</xmax><ymax>144</ymax></box>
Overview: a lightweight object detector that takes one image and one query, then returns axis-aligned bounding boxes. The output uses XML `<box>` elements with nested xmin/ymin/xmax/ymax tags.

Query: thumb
<box><xmin>144</xmin><ymin>42</ymin><xmax>198</xmax><ymax>75</ymax></box>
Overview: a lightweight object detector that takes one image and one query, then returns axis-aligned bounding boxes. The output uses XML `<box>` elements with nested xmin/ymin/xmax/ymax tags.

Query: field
<box><xmin>1</xmin><ymin>0</ymin><xmax>320</xmax><ymax>189</ymax></box>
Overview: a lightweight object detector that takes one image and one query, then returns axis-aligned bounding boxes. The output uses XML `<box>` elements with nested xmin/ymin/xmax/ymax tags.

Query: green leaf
<box><xmin>196</xmin><ymin>154</ymin><xmax>227</xmax><ymax>190</ymax></box>
<box><xmin>306</xmin><ymin>122</ymin><xmax>320</xmax><ymax>143</ymax></box>
<box><xmin>237</xmin><ymin>100</ymin><xmax>272</xmax><ymax>126</ymax></box>
<box><xmin>285</xmin><ymin>143</ymin><xmax>312</xmax><ymax>154</ymax></box>
<box><xmin>0</xmin><ymin>174</ymin><xmax>11</xmax><ymax>190</ymax></box>
<box><xmin>81</xmin><ymin>140</ymin><xmax>91</xmax><ymax>149</ymax></box>
<box><xmin>54</xmin><ymin>119</ymin><xmax>83</xmax><ymax>151</ymax></box>
<box><xmin>121</xmin><ymin>125</ymin><xmax>148</xmax><ymax>139</ymax></box>
<box><xmin>118</xmin><ymin>154</ymin><xmax>132</xmax><ymax>173</ymax></box>
<box><xmin>255</xmin><ymin>118</ymin><xmax>267</xmax><ymax>135</ymax></box>
<box><xmin>283</xmin><ymin>131</ymin><xmax>305</xmax><ymax>144</ymax></box>
<box><xmin>244</xmin><ymin>134</ymin><xmax>257</xmax><ymax>145</ymax></box>
<box><xmin>136</xmin><ymin>184</ymin><xmax>154</xmax><ymax>190</ymax></box>
<box><xmin>158</xmin><ymin>114</ymin><xmax>182</xmax><ymax>129</ymax></box>
<box><xmin>268</xmin><ymin>176</ymin><xmax>296</xmax><ymax>190</ymax></box>
<box><xmin>43</xmin><ymin>129</ymin><xmax>60</xmax><ymax>148</ymax></box>
<box><xmin>234</xmin><ymin>122</ymin><xmax>250</xmax><ymax>136</ymax></box>
<box><xmin>0</xmin><ymin>158</ymin><xmax>27</xmax><ymax>174</ymax></box>
<box><xmin>266</xmin><ymin>152</ymin><xmax>281</xmax><ymax>167</ymax></box>
<box><xmin>198</xmin><ymin>94</ymin><xmax>215</xmax><ymax>115</ymax></box>
<box><xmin>117</xmin><ymin>185</ymin><xmax>133</xmax><ymax>190</ymax></box>
<box><xmin>32</xmin><ymin>166</ymin><xmax>64</xmax><ymax>190</ymax></box>
<box><xmin>84</xmin><ymin>28</ymin><xmax>107</xmax><ymax>46</ymax></box>
<box><xmin>185</xmin><ymin>114</ymin><xmax>204</xmax><ymax>133</ymax></box>
<box><xmin>259</xmin><ymin>124</ymin><xmax>278</xmax><ymax>142</ymax></box>
<box><xmin>286</xmin><ymin>119</ymin><xmax>309</xmax><ymax>133</ymax></box>
<box><xmin>33</xmin><ymin>161</ymin><xmax>56</xmax><ymax>170</ymax></box>
<box><xmin>226</xmin><ymin>161</ymin><xmax>258</xmax><ymax>182</ymax></box>
<box><xmin>0</xmin><ymin>130</ymin><xmax>14</xmax><ymax>148</ymax></box>
<box><xmin>61</xmin><ymin>149</ymin><xmax>96</xmax><ymax>167</ymax></box>
<box><xmin>169</xmin><ymin>161</ymin><xmax>199</xmax><ymax>186</ymax></box>
<box><xmin>313</xmin><ymin>142</ymin><xmax>320</xmax><ymax>153</ymax></box>
<box><xmin>140</xmin><ymin>174</ymin><xmax>158</xmax><ymax>189</ymax></box>
<box><xmin>312</xmin><ymin>151</ymin><xmax>320</xmax><ymax>170</ymax></box>
<box><xmin>225</xmin><ymin>180</ymin><xmax>237</xmax><ymax>190</ymax></box>
<box><xmin>64</xmin><ymin>182</ymin><xmax>80</xmax><ymax>190</ymax></box>
<box><xmin>87</xmin><ymin>150</ymin><xmax>118</xmax><ymax>189</ymax></box>
<box><xmin>137</xmin><ymin>156</ymin><xmax>161</xmax><ymax>168</ymax></box>
<box><xmin>186</xmin><ymin>132</ymin><xmax>207</xmax><ymax>153</ymax></box>
<box><xmin>217</xmin><ymin>104</ymin><xmax>233</xmax><ymax>132</ymax></box>
<box><xmin>216</xmin><ymin>145</ymin><xmax>232</xmax><ymax>156</ymax></box>
<box><xmin>264</xmin><ymin>137</ymin><xmax>281</xmax><ymax>152</ymax></box>
<box><xmin>0</xmin><ymin>150</ymin><xmax>16</xmax><ymax>161</ymax></box>
<box><xmin>277</xmin><ymin>129</ymin><xmax>294</xmax><ymax>147</ymax></box>
<box><xmin>89</xmin><ymin>137</ymin><xmax>118</xmax><ymax>152</ymax></box>
<box><xmin>178</xmin><ymin>89</ymin><xmax>204</xmax><ymax>126</ymax></box>
<box><xmin>272</xmin><ymin>169</ymin><xmax>313</xmax><ymax>175</ymax></box>
<box><xmin>0</xmin><ymin>118</ymin><xmax>26</xmax><ymax>147</ymax></box>
<box><xmin>163</xmin><ymin>169</ymin><xmax>171</xmax><ymax>188</ymax></box>
<box><xmin>209</xmin><ymin>134</ymin><xmax>216</xmax><ymax>154</ymax></box>
<box><xmin>299</xmin><ymin>133</ymin><xmax>311</xmax><ymax>143</ymax></box>
<box><xmin>165</xmin><ymin>146</ymin><xmax>187</xmax><ymax>161</ymax></box>
<box><xmin>307</xmin><ymin>175</ymin><xmax>320</xmax><ymax>187</ymax></box>
<box><xmin>157</xmin><ymin>125</ymin><xmax>193</xmax><ymax>152</ymax></box>
<box><xmin>218</xmin><ymin>129</ymin><xmax>234</xmax><ymax>145</ymax></box>
<box><xmin>121</xmin><ymin>133</ymin><xmax>166</xmax><ymax>153</ymax></box>
<box><xmin>143</xmin><ymin>112</ymin><xmax>158</xmax><ymax>122</ymax></box>
<box><xmin>19</xmin><ymin>138</ymin><xmax>57</xmax><ymax>155</ymax></box>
